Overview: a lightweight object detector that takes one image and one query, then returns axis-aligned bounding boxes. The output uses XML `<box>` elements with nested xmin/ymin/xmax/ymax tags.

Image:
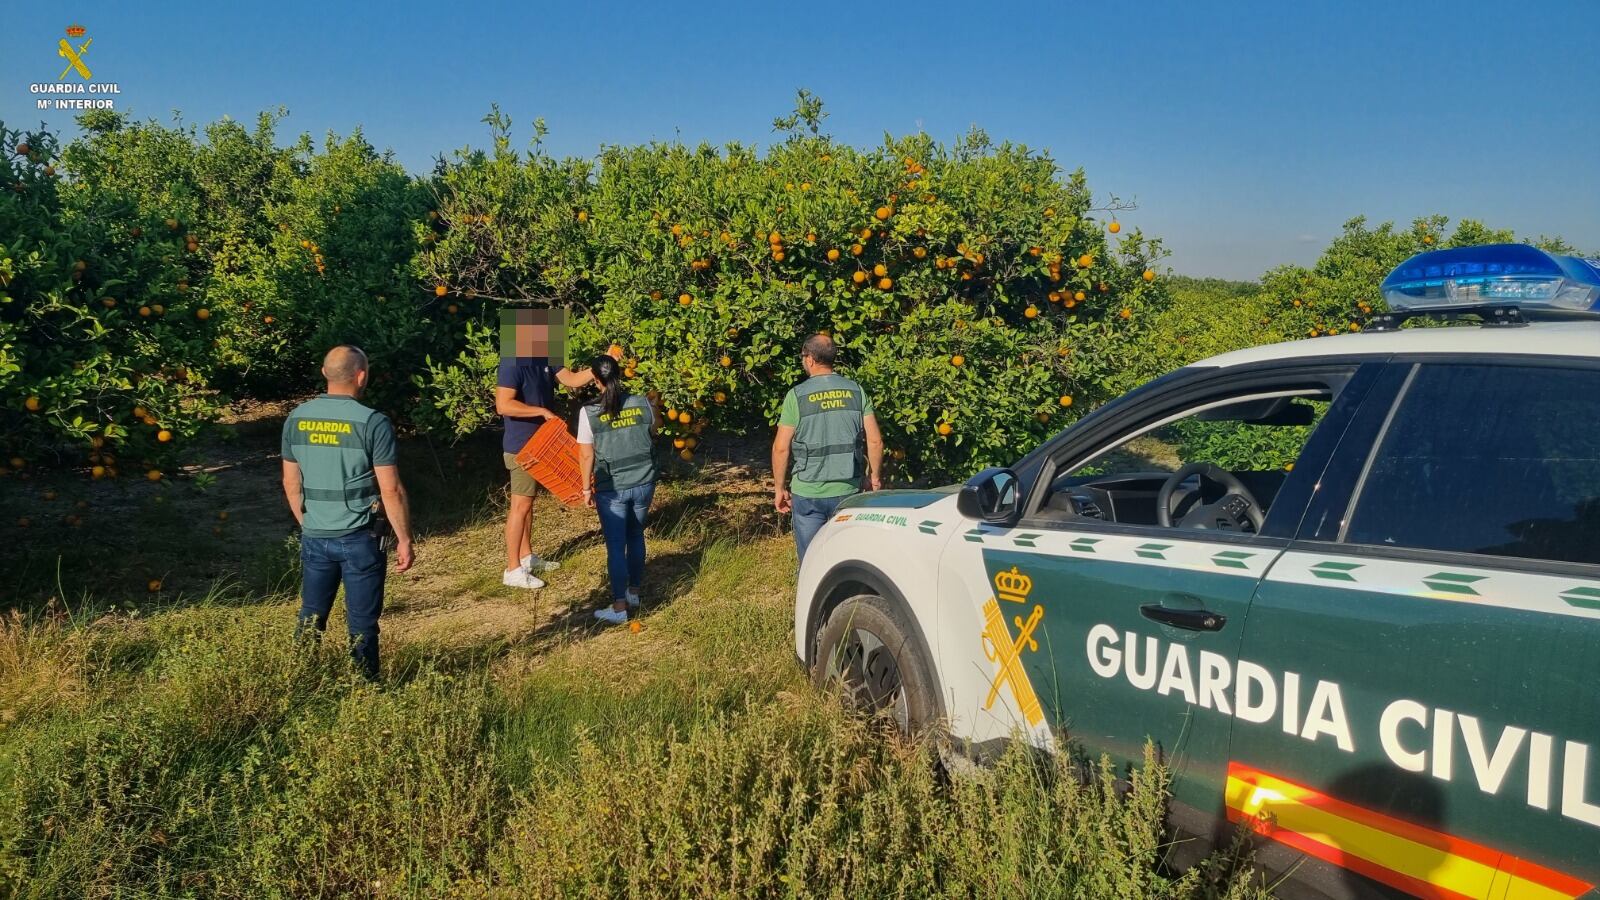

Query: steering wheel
<box><xmin>1156</xmin><ymin>462</ymin><xmax>1266</xmax><ymax>532</ymax></box>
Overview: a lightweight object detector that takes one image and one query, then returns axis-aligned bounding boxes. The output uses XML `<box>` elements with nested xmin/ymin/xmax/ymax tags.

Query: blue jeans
<box><xmin>297</xmin><ymin>530</ymin><xmax>386</xmax><ymax>678</ymax></box>
<box><xmin>792</xmin><ymin>494</ymin><xmax>852</xmax><ymax>562</ymax></box>
<box><xmin>595</xmin><ymin>482</ymin><xmax>655</xmax><ymax>602</ymax></box>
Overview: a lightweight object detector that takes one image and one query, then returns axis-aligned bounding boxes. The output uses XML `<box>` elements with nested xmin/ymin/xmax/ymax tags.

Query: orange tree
<box><xmin>0</xmin><ymin>121</ymin><xmax>220</xmax><ymax>477</ymax></box>
<box><xmin>417</xmin><ymin>97</ymin><xmax>1170</xmax><ymax>482</ymax></box>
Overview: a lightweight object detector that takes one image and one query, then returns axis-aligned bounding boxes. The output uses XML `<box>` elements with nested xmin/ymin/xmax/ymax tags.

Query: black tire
<box><xmin>812</xmin><ymin>593</ymin><xmax>941</xmax><ymax>736</ymax></box>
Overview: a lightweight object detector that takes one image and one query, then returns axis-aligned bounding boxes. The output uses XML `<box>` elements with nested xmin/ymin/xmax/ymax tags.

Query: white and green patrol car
<box><xmin>795</xmin><ymin>244</ymin><xmax>1600</xmax><ymax>899</ymax></box>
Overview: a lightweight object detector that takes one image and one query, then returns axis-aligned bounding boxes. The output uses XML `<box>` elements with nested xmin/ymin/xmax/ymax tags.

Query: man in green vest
<box><xmin>771</xmin><ymin>333</ymin><xmax>884</xmax><ymax>562</ymax></box>
<box><xmin>280</xmin><ymin>345</ymin><xmax>414</xmax><ymax>679</ymax></box>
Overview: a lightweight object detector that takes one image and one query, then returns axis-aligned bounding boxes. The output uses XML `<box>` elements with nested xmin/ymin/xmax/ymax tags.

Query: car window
<box><xmin>1075</xmin><ymin>397</ymin><xmax>1329</xmax><ymax>479</ymax></box>
<box><xmin>1343</xmin><ymin>363</ymin><xmax>1600</xmax><ymax>566</ymax></box>
<box><xmin>1037</xmin><ymin>392</ymin><xmax>1332</xmax><ymax>530</ymax></box>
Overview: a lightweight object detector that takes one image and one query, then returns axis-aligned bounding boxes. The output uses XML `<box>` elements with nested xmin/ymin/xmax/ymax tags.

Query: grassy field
<box><xmin>0</xmin><ymin>407</ymin><xmax>1270</xmax><ymax>898</ymax></box>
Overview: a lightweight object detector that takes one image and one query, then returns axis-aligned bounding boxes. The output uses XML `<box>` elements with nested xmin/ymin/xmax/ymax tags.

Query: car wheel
<box><xmin>812</xmin><ymin>593</ymin><xmax>940</xmax><ymax>736</ymax></box>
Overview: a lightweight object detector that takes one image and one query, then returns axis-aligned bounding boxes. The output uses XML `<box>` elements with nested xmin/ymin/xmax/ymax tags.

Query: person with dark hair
<box><xmin>771</xmin><ymin>334</ymin><xmax>884</xmax><ymax>562</ymax></box>
<box><xmin>577</xmin><ymin>354</ymin><xmax>659</xmax><ymax>625</ymax></box>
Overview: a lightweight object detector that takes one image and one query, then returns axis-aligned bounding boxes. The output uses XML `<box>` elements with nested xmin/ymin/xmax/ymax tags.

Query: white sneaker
<box><xmin>625</xmin><ymin>591</ymin><xmax>641</xmax><ymax>609</ymax></box>
<box><xmin>502</xmin><ymin>568</ymin><xmax>546</xmax><ymax>590</ymax></box>
<box><xmin>521</xmin><ymin>554</ymin><xmax>560</xmax><ymax>573</ymax></box>
<box><xmin>593</xmin><ymin>607</ymin><xmax>628</xmax><ymax>626</ymax></box>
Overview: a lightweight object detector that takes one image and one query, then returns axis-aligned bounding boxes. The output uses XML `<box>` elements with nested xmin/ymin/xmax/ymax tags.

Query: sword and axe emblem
<box><xmin>58</xmin><ymin>25</ymin><xmax>93</xmax><ymax>81</ymax></box>
<box><xmin>980</xmin><ymin>566</ymin><xmax>1046</xmax><ymax>726</ymax></box>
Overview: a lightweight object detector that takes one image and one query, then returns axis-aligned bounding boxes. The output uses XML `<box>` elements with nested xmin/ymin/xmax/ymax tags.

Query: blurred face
<box><xmin>500</xmin><ymin>309</ymin><xmax>567</xmax><ymax>361</ymax></box>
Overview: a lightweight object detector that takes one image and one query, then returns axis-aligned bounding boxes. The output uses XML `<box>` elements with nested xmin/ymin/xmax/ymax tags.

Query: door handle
<box><xmin>1139</xmin><ymin>604</ymin><xmax>1227</xmax><ymax>632</ymax></box>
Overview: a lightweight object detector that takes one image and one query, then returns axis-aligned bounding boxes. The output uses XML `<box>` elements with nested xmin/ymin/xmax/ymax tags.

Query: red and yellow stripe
<box><xmin>1224</xmin><ymin>762</ymin><xmax>1592</xmax><ymax>900</ymax></box>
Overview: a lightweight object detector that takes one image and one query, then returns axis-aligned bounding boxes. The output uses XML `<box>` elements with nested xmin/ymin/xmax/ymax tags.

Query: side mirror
<box><xmin>957</xmin><ymin>467</ymin><xmax>1021</xmax><ymax>524</ymax></box>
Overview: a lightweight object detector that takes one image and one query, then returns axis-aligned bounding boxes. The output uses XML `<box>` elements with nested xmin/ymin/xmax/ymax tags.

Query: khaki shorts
<box><xmin>504</xmin><ymin>452</ymin><xmax>538</xmax><ymax>497</ymax></box>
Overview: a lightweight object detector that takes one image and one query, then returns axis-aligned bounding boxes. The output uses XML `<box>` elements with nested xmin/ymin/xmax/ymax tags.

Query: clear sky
<box><xmin>4</xmin><ymin>0</ymin><xmax>1596</xmax><ymax>280</ymax></box>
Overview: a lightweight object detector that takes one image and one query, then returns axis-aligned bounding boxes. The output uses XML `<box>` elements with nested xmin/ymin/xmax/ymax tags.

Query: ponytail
<box><xmin>590</xmin><ymin>354</ymin><xmax>627</xmax><ymax>418</ymax></box>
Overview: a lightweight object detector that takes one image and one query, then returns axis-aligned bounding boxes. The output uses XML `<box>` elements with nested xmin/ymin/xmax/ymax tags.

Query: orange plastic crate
<box><xmin>513</xmin><ymin>418</ymin><xmax>584</xmax><ymax>506</ymax></box>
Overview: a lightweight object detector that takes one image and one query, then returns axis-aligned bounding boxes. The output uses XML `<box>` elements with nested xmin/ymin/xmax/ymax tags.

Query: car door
<box><xmin>934</xmin><ymin>361</ymin><xmax>1382</xmax><ymax>859</ymax></box>
<box><xmin>1233</xmin><ymin>359</ymin><xmax>1600</xmax><ymax>900</ymax></box>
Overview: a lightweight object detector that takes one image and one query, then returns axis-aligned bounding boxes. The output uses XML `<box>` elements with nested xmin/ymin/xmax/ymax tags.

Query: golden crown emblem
<box><xmin>66</xmin><ymin>24</ymin><xmax>87</xmax><ymax>38</ymax></box>
<box><xmin>994</xmin><ymin>566</ymin><xmax>1033</xmax><ymax>604</ymax></box>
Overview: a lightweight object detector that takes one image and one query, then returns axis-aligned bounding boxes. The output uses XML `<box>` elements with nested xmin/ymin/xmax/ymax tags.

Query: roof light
<box><xmin>1380</xmin><ymin>243</ymin><xmax>1600</xmax><ymax>314</ymax></box>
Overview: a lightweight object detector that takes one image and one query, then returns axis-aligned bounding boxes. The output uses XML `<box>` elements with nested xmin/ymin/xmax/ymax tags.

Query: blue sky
<box><xmin>4</xmin><ymin>0</ymin><xmax>1596</xmax><ymax>279</ymax></box>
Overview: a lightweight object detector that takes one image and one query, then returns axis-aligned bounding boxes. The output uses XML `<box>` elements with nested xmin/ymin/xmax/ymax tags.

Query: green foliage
<box><xmin>419</xmin><ymin>99</ymin><xmax>1169</xmax><ymax>481</ymax></box>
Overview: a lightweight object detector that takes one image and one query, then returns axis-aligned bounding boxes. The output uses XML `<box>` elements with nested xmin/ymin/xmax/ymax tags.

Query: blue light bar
<box><xmin>1381</xmin><ymin>244</ymin><xmax>1600</xmax><ymax>314</ymax></box>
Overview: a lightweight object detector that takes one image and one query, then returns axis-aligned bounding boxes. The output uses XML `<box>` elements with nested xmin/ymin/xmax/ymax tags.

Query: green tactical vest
<box><xmin>586</xmin><ymin>394</ymin><xmax>658</xmax><ymax>492</ymax></box>
<box><xmin>284</xmin><ymin>395</ymin><xmax>383</xmax><ymax>537</ymax></box>
<box><xmin>791</xmin><ymin>373</ymin><xmax>866</xmax><ymax>486</ymax></box>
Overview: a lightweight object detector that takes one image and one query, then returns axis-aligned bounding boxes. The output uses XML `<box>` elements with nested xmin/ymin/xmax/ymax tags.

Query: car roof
<box><xmin>1197</xmin><ymin>320</ymin><xmax>1600</xmax><ymax>370</ymax></box>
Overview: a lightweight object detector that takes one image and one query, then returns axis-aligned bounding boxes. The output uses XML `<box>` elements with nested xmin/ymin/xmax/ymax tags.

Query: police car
<box><xmin>795</xmin><ymin>244</ymin><xmax>1600</xmax><ymax>899</ymax></box>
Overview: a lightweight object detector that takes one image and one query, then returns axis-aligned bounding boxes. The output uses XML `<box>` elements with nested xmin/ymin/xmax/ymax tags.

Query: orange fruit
<box><xmin>912</xmin><ymin>247</ymin><xmax>927</xmax><ymax>259</ymax></box>
<box><xmin>850</xmin><ymin>244</ymin><xmax>864</xmax><ymax>256</ymax></box>
<box><xmin>146</xmin><ymin>469</ymin><xmax>162</xmax><ymax>482</ymax></box>
<box><xmin>852</xmin><ymin>270</ymin><xmax>867</xmax><ymax>284</ymax></box>
<box><xmin>875</xmin><ymin>206</ymin><xmax>892</xmax><ymax>221</ymax></box>
<box><xmin>629</xmin><ymin>620</ymin><xmax>641</xmax><ymax>633</ymax></box>
<box><xmin>157</xmin><ymin>430</ymin><xmax>172</xmax><ymax>443</ymax></box>
<box><xmin>936</xmin><ymin>422</ymin><xmax>953</xmax><ymax>436</ymax></box>
<box><xmin>1059</xmin><ymin>395</ymin><xmax>1073</xmax><ymax>407</ymax></box>
<box><xmin>133</xmin><ymin>405</ymin><xmax>148</xmax><ymax>418</ymax></box>
<box><xmin>1043</xmin><ymin>207</ymin><xmax>1055</xmax><ymax>218</ymax></box>
<box><xmin>1108</xmin><ymin>221</ymin><xmax>1121</xmax><ymax>234</ymax></box>
<box><xmin>719</xmin><ymin>355</ymin><xmax>732</xmax><ymax>368</ymax></box>
<box><xmin>176</xmin><ymin>281</ymin><xmax>189</xmax><ymax>293</ymax></box>
<box><xmin>196</xmin><ymin>308</ymin><xmax>210</xmax><ymax>320</ymax></box>
<box><xmin>650</xmin><ymin>290</ymin><xmax>662</xmax><ymax>301</ymax></box>
<box><xmin>772</xmin><ymin>250</ymin><xmax>785</xmax><ymax>262</ymax></box>
<box><xmin>1048</xmin><ymin>292</ymin><xmax>1060</xmax><ymax>303</ymax></box>
<box><xmin>147</xmin><ymin>579</ymin><xmax>162</xmax><ymax>593</ymax></box>
<box><xmin>878</xmin><ymin>277</ymin><xmax>893</xmax><ymax>290</ymax></box>
<box><xmin>678</xmin><ymin>448</ymin><xmax>693</xmax><ymax>462</ymax></box>
<box><xmin>671</xmin><ymin>224</ymin><xmax>684</xmax><ymax>236</ymax></box>
<box><xmin>1120</xmin><ymin>308</ymin><xmax>1132</xmax><ymax>319</ymax></box>
<box><xmin>859</xmin><ymin>227</ymin><xmax>873</xmax><ymax>240</ymax></box>
<box><xmin>624</xmin><ymin>368</ymin><xmax>636</xmax><ymax>378</ymax></box>
<box><xmin>1142</xmin><ymin>269</ymin><xmax>1155</xmax><ymax>282</ymax></box>
<box><xmin>678</xmin><ymin>293</ymin><xmax>692</xmax><ymax>307</ymax></box>
<box><xmin>90</xmin><ymin>435</ymin><xmax>105</xmax><ymax>449</ymax></box>
<box><xmin>152</xmin><ymin>304</ymin><xmax>165</xmax><ymax>315</ymax></box>
<box><xmin>1037</xmin><ymin>412</ymin><xmax>1050</xmax><ymax>423</ymax></box>
<box><xmin>447</xmin><ymin>304</ymin><xmax>458</xmax><ymax>314</ymax></box>
<box><xmin>14</xmin><ymin>142</ymin><xmax>29</xmax><ymax>156</ymax></box>
<box><xmin>24</xmin><ymin>396</ymin><xmax>40</xmax><ymax>411</ymax></box>
<box><xmin>950</xmin><ymin>355</ymin><xmax>964</xmax><ymax>367</ymax></box>
<box><xmin>826</xmin><ymin>248</ymin><xmax>840</xmax><ymax>262</ymax></box>
<box><xmin>1422</xmin><ymin>235</ymin><xmax>1434</xmax><ymax>245</ymax></box>
<box><xmin>1077</xmin><ymin>254</ymin><xmax>1094</xmax><ymax>268</ymax></box>
<box><xmin>101</xmin><ymin>297</ymin><xmax>116</xmax><ymax>309</ymax></box>
<box><xmin>139</xmin><ymin>306</ymin><xmax>152</xmax><ymax>317</ymax></box>
<box><xmin>713</xmin><ymin>391</ymin><xmax>726</xmax><ymax>404</ymax></box>
<box><xmin>1024</xmin><ymin>305</ymin><xmax>1039</xmax><ymax>319</ymax></box>
<box><xmin>91</xmin><ymin>465</ymin><xmax>106</xmax><ymax>479</ymax></box>
<box><xmin>673</xmin><ymin>438</ymin><xmax>687</xmax><ymax>450</ymax></box>
<box><xmin>679</xmin><ymin>411</ymin><xmax>692</xmax><ymax>425</ymax></box>
<box><xmin>576</xmin><ymin>210</ymin><xmax>588</xmax><ymax>222</ymax></box>
<box><xmin>165</xmin><ymin>218</ymin><xmax>179</xmax><ymax>231</ymax></box>
<box><xmin>665</xmin><ymin>408</ymin><xmax>678</xmax><ymax>421</ymax></box>
<box><xmin>1074</xmin><ymin>291</ymin><xmax>1086</xmax><ymax>302</ymax></box>
<box><xmin>434</xmin><ymin>284</ymin><xmax>447</xmax><ymax>297</ymax></box>
<box><xmin>685</xmin><ymin>436</ymin><xmax>698</xmax><ymax>449</ymax></box>
<box><xmin>873</xmin><ymin>263</ymin><xmax>887</xmax><ymax>277</ymax></box>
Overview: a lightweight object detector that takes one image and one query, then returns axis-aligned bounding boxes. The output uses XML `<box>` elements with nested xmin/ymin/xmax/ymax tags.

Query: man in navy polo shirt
<box><xmin>495</xmin><ymin>309</ymin><xmax>597</xmax><ymax>589</ymax></box>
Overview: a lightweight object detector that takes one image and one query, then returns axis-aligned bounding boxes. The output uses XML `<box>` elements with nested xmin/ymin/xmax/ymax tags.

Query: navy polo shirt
<box><xmin>497</xmin><ymin>357</ymin><xmax>558</xmax><ymax>453</ymax></box>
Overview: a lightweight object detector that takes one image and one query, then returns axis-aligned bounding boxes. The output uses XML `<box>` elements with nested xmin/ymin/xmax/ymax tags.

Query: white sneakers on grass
<box><xmin>593</xmin><ymin>607</ymin><xmax>628</xmax><ymax>626</ymax></box>
<box><xmin>502</xmin><ymin>568</ymin><xmax>546</xmax><ymax>590</ymax></box>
